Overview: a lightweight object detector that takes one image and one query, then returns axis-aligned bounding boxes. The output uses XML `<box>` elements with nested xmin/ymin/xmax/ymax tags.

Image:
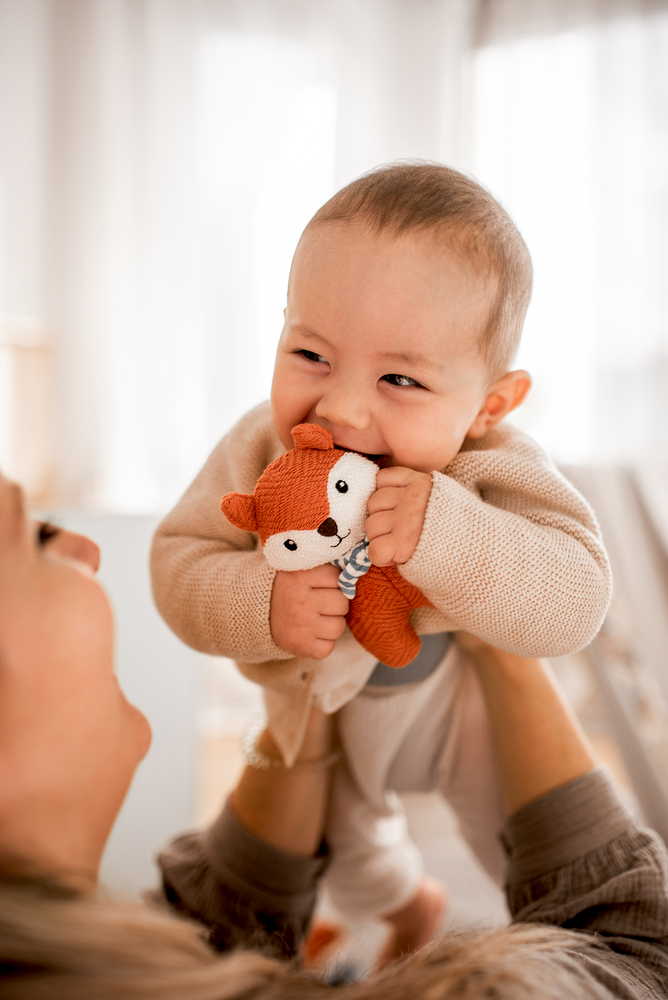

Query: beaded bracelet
<box><xmin>240</xmin><ymin>716</ymin><xmax>341</xmax><ymax>771</ymax></box>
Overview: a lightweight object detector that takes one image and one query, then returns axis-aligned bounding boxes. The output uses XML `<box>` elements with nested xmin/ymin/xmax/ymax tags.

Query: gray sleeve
<box><xmin>157</xmin><ymin>799</ymin><xmax>329</xmax><ymax>961</ymax></box>
<box><xmin>502</xmin><ymin>769</ymin><xmax>668</xmax><ymax>997</ymax></box>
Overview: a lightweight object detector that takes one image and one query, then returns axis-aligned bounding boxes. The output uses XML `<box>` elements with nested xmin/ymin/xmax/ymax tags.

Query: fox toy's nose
<box><xmin>317</xmin><ymin>517</ymin><xmax>338</xmax><ymax>537</ymax></box>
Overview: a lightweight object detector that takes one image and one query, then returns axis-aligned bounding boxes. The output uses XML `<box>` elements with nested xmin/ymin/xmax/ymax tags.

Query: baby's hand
<box><xmin>270</xmin><ymin>564</ymin><xmax>349</xmax><ymax>660</ymax></box>
<box><xmin>366</xmin><ymin>468</ymin><xmax>432</xmax><ymax>566</ymax></box>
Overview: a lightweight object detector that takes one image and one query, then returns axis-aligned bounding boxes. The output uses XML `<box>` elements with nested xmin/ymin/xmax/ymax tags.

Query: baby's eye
<box><xmin>298</xmin><ymin>349</ymin><xmax>328</xmax><ymax>365</ymax></box>
<box><xmin>381</xmin><ymin>373</ymin><xmax>422</xmax><ymax>388</ymax></box>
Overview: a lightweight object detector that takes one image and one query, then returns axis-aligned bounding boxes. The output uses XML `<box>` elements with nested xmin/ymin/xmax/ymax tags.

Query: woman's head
<box><xmin>0</xmin><ymin>473</ymin><xmax>151</xmax><ymax>884</ymax></box>
<box><xmin>0</xmin><ymin>874</ymin><xmax>590</xmax><ymax>1000</ymax></box>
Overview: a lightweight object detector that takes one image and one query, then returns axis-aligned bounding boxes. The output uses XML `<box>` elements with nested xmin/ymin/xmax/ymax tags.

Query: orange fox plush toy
<box><xmin>220</xmin><ymin>423</ymin><xmax>432</xmax><ymax>669</ymax></box>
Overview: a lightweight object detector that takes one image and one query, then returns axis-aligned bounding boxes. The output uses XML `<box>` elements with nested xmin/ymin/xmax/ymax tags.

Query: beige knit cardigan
<box><xmin>151</xmin><ymin>402</ymin><xmax>611</xmax><ymax>765</ymax></box>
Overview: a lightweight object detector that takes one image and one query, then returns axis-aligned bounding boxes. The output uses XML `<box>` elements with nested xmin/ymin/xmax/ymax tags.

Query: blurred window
<box><xmin>472</xmin><ymin>10</ymin><xmax>668</xmax><ymax>462</ymax></box>
<box><xmin>2</xmin><ymin>2</ymin><xmax>667</xmax><ymax>508</ymax></box>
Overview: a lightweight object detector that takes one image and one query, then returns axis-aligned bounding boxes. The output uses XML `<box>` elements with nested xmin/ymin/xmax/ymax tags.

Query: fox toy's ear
<box><xmin>291</xmin><ymin>423</ymin><xmax>334</xmax><ymax>451</ymax></box>
<box><xmin>221</xmin><ymin>492</ymin><xmax>258</xmax><ymax>532</ymax></box>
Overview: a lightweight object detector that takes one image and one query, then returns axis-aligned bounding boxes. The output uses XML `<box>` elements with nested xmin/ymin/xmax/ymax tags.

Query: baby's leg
<box><xmin>432</xmin><ymin>661</ymin><xmax>507</xmax><ymax>884</ymax></box>
<box><xmin>325</xmin><ymin>757</ymin><xmax>425</xmax><ymax>919</ymax></box>
<box><xmin>378</xmin><ymin>877</ymin><xmax>446</xmax><ymax>965</ymax></box>
<box><xmin>324</xmin><ymin>664</ymin><xmax>458</xmax><ymax>953</ymax></box>
<box><xmin>322</xmin><ymin>759</ymin><xmax>445</xmax><ymax>966</ymax></box>
<box><xmin>383</xmin><ymin>649</ymin><xmax>507</xmax><ymax>884</ymax></box>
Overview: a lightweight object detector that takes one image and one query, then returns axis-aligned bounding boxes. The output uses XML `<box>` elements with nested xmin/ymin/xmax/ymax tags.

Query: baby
<box><xmin>151</xmin><ymin>163</ymin><xmax>611</xmax><ymax>957</ymax></box>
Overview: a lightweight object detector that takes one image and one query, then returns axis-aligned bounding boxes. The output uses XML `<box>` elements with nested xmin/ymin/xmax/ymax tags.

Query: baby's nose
<box><xmin>317</xmin><ymin>517</ymin><xmax>338</xmax><ymax>537</ymax></box>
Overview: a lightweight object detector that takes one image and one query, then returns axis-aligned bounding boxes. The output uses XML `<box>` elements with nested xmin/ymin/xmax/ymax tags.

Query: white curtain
<box><xmin>1</xmin><ymin>0</ymin><xmax>667</xmax><ymax>509</ymax></box>
<box><xmin>0</xmin><ymin>0</ymin><xmax>474</xmax><ymax>510</ymax></box>
<box><xmin>472</xmin><ymin>3</ymin><xmax>668</xmax><ymax>463</ymax></box>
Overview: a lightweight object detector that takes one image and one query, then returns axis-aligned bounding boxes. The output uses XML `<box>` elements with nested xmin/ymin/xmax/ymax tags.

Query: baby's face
<box><xmin>271</xmin><ymin>222</ymin><xmax>496</xmax><ymax>473</ymax></box>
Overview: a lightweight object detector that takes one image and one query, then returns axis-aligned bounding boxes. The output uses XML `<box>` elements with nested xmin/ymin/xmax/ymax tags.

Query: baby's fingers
<box><xmin>367</xmin><ymin>534</ymin><xmax>397</xmax><ymax>567</ymax></box>
<box><xmin>309</xmin><ymin>608</ymin><xmax>348</xmax><ymax>659</ymax></box>
<box><xmin>316</xmin><ymin>613</ymin><xmax>348</xmax><ymax>642</ymax></box>
<box><xmin>375</xmin><ymin>466</ymin><xmax>416</xmax><ymax>488</ymax></box>
<box><xmin>365</xmin><ymin>510</ymin><xmax>394</xmax><ymax>542</ymax></box>
<box><xmin>304</xmin><ymin>563</ymin><xmax>344</xmax><ymax>589</ymax></box>
<box><xmin>314</xmin><ymin>587</ymin><xmax>349</xmax><ymax>618</ymax></box>
<box><xmin>367</xmin><ymin>487</ymin><xmax>402</xmax><ymax>515</ymax></box>
<box><xmin>309</xmin><ymin>639</ymin><xmax>337</xmax><ymax>660</ymax></box>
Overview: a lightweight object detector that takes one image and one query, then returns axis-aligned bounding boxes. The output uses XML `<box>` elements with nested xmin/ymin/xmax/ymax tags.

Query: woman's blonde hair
<box><xmin>0</xmin><ymin>870</ymin><xmax>595</xmax><ymax>1000</ymax></box>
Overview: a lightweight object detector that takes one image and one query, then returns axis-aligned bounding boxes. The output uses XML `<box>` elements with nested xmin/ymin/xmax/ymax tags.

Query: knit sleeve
<box><xmin>399</xmin><ymin>425</ymin><xmax>612</xmax><ymax>658</ymax></box>
<box><xmin>503</xmin><ymin>770</ymin><xmax>668</xmax><ymax>997</ymax></box>
<box><xmin>503</xmin><ymin>770</ymin><xmax>668</xmax><ymax>939</ymax></box>
<box><xmin>158</xmin><ymin>798</ymin><xmax>329</xmax><ymax>960</ymax></box>
<box><xmin>150</xmin><ymin>402</ymin><xmax>291</xmax><ymax>662</ymax></box>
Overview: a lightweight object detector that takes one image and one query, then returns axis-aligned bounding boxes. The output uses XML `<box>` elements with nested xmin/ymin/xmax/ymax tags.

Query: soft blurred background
<box><xmin>2</xmin><ymin>0</ymin><xmax>668</xmax><ymax>967</ymax></box>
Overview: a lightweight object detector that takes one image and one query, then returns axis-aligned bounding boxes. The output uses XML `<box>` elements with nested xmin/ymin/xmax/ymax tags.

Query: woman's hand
<box><xmin>231</xmin><ymin>706</ymin><xmax>334</xmax><ymax>858</ymax></box>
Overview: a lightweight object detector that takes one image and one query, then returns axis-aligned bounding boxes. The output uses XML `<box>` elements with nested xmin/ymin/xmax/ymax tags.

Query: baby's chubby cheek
<box><xmin>270</xmin><ymin>398</ymin><xmax>300</xmax><ymax>452</ymax></box>
<box><xmin>386</xmin><ymin>433</ymin><xmax>465</xmax><ymax>475</ymax></box>
<box><xmin>384</xmin><ymin>398</ymin><xmax>482</xmax><ymax>472</ymax></box>
<box><xmin>270</xmin><ymin>357</ymin><xmax>316</xmax><ymax>451</ymax></box>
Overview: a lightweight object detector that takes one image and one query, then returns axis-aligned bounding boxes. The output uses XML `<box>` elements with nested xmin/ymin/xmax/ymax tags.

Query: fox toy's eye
<box><xmin>284</xmin><ymin>539</ymin><xmax>298</xmax><ymax>551</ymax></box>
<box><xmin>335</xmin><ymin>480</ymin><xmax>348</xmax><ymax>493</ymax></box>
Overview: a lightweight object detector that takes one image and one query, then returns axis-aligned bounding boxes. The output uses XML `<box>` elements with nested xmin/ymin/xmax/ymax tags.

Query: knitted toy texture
<box><xmin>221</xmin><ymin>423</ymin><xmax>431</xmax><ymax>668</ymax></box>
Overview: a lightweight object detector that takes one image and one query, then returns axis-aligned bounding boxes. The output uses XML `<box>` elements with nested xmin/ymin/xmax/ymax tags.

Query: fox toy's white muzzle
<box><xmin>262</xmin><ymin>451</ymin><xmax>378</xmax><ymax>572</ymax></box>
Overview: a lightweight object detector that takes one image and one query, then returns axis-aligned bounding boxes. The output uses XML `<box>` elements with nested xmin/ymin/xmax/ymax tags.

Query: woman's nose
<box><xmin>46</xmin><ymin>528</ymin><xmax>101</xmax><ymax>573</ymax></box>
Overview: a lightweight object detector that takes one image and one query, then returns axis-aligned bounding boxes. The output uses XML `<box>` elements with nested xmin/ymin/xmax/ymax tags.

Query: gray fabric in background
<box><xmin>561</xmin><ymin>465</ymin><xmax>668</xmax><ymax>841</ymax></box>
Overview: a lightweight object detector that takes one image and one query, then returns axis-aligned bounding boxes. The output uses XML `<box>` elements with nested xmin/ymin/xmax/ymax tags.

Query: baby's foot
<box><xmin>301</xmin><ymin>918</ymin><xmax>348</xmax><ymax>969</ymax></box>
<box><xmin>377</xmin><ymin>877</ymin><xmax>447</xmax><ymax>966</ymax></box>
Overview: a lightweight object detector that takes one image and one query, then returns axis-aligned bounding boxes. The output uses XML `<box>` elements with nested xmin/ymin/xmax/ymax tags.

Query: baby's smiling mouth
<box><xmin>334</xmin><ymin>445</ymin><xmax>390</xmax><ymax>467</ymax></box>
<box><xmin>330</xmin><ymin>529</ymin><xmax>351</xmax><ymax>549</ymax></box>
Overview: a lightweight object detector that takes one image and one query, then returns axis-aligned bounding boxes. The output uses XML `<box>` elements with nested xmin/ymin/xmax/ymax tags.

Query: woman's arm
<box><xmin>158</xmin><ymin>706</ymin><xmax>334</xmax><ymax>959</ymax></box>
<box><xmin>231</xmin><ymin>707</ymin><xmax>334</xmax><ymax>857</ymax></box>
<box><xmin>461</xmin><ymin>633</ymin><xmax>668</xmax><ymax>996</ymax></box>
<box><xmin>457</xmin><ymin>634</ymin><xmax>595</xmax><ymax>815</ymax></box>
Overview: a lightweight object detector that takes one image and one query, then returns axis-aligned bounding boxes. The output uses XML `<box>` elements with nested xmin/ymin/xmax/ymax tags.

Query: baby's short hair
<box><xmin>304</xmin><ymin>161</ymin><xmax>532</xmax><ymax>375</ymax></box>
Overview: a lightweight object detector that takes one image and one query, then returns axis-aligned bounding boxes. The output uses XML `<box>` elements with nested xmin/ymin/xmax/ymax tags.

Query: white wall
<box><xmin>53</xmin><ymin>511</ymin><xmax>199</xmax><ymax>896</ymax></box>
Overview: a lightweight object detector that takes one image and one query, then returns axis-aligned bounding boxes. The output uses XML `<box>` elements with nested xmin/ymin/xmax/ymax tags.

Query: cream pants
<box><xmin>324</xmin><ymin>646</ymin><xmax>506</xmax><ymax>918</ymax></box>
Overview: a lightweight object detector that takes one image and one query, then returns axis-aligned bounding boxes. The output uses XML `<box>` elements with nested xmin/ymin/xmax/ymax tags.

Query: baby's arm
<box><xmin>151</xmin><ymin>404</ymin><xmax>291</xmax><ymax>662</ymax></box>
<box><xmin>391</xmin><ymin>427</ymin><xmax>612</xmax><ymax>658</ymax></box>
<box><xmin>152</xmin><ymin>403</ymin><xmax>350</xmax><ymax>662</ymax></box>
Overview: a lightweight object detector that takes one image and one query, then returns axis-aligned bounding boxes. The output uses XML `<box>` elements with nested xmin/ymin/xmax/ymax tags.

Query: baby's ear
<box><xmin>221</xmin><ymin>492</ymin><xmax>258</xmax><ymax>532</ymax></box>
<box><xmin>466</xmin><ymin>370</ymin><xmax>532</xmax><ymax>439</ymax></box>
